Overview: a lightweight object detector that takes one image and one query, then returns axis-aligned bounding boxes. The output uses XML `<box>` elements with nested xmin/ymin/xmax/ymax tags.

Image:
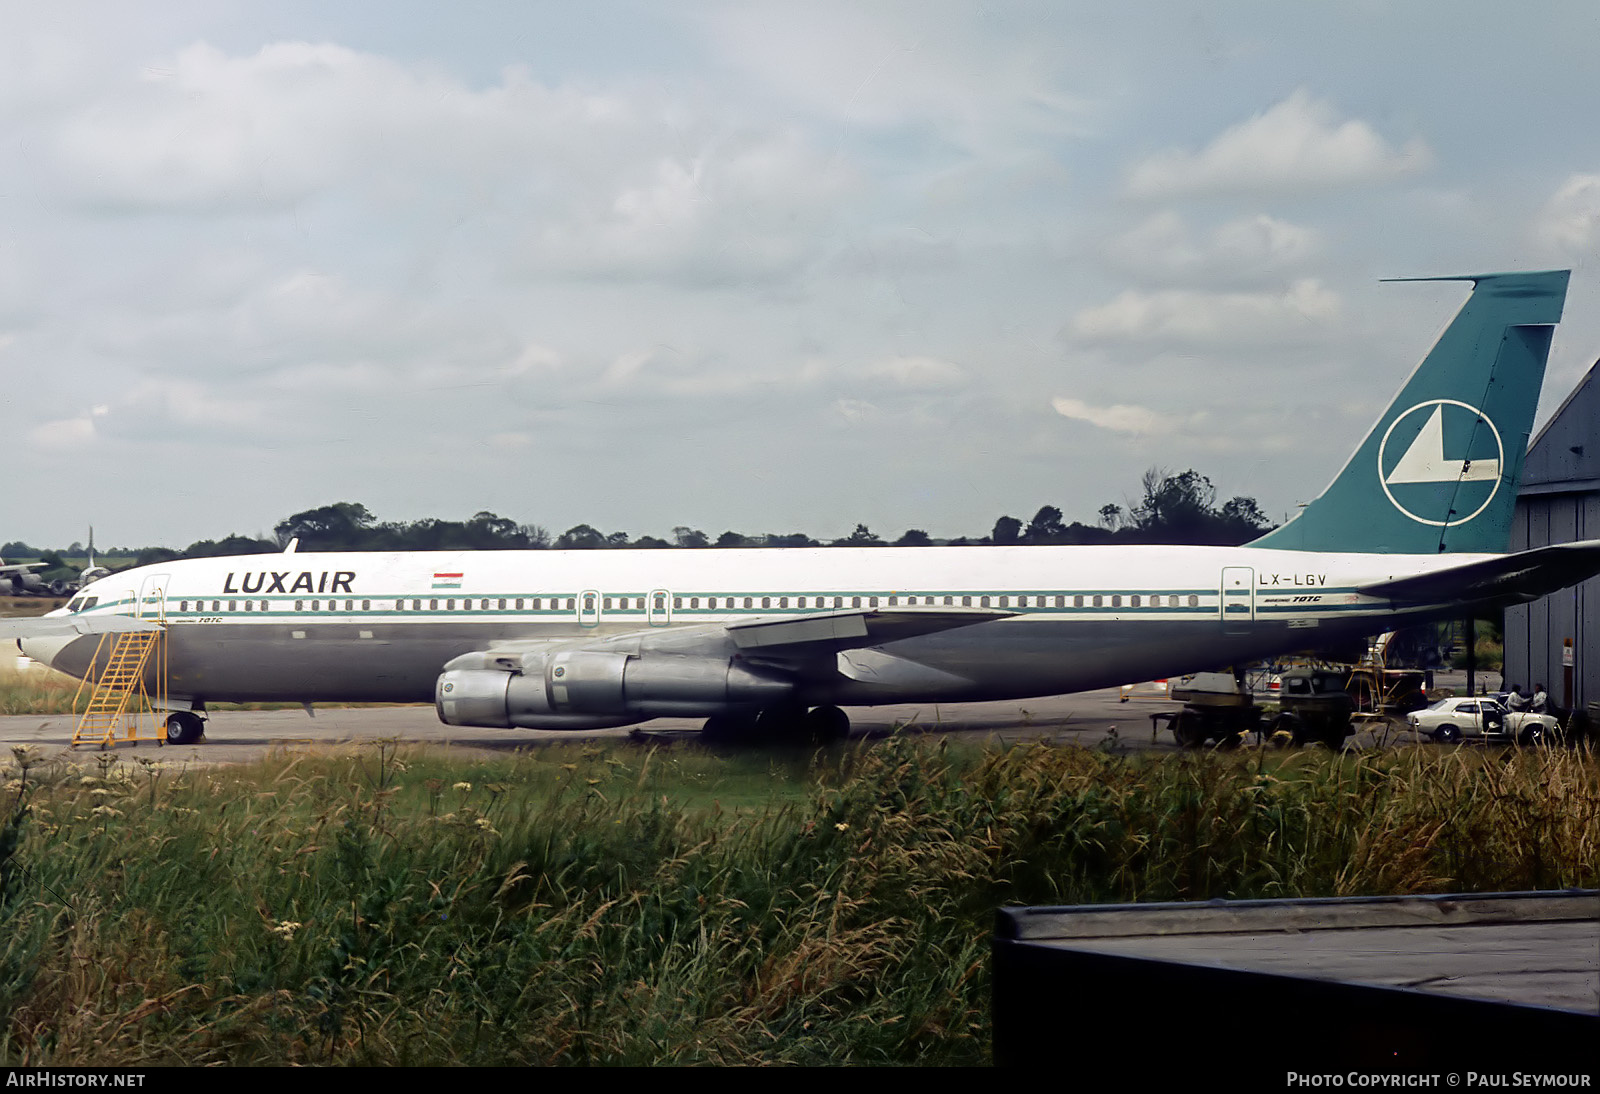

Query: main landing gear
<box><xmin>164</xmin><ymin>711</ymin><xmax>206</xmax><ymax>745</ymax></box>
<box><xmin>701</xmin><ymin>704</ymin><xmax>851</xmax><ymax>745</ymax></box>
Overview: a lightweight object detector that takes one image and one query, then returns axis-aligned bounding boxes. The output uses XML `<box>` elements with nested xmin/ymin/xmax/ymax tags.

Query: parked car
<box><xmin>1406</xmin><ymin>697</ymin><xmax>1560</xmax><ymax>745</ymax></box>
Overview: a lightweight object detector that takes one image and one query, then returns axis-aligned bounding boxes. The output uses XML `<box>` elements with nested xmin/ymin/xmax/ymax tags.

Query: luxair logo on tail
<box><xmin>1377</xmin><ymin>400</ymin><xmax>1503</xmax><ymax>527</ymax></box>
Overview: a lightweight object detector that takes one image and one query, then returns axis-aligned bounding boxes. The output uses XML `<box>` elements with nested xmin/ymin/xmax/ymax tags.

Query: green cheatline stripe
<box><xmin>84</xmin><ymin>584</ymin><xmax>1391</xmax><ymax>626</ymax></box>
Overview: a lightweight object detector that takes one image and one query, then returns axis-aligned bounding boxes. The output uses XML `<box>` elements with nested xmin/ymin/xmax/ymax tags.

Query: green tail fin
<box><xmin>1251</xmin><ymin>270</ymin><xmax>1569</xmax><ymax>554</ymax></box>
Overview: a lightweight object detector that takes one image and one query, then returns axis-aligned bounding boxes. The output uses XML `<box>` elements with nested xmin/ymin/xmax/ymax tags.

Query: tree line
<box><xmin>6</xmin><ymin>468</ymin><xmax>1274</xmax><ymax>570</ymax></box>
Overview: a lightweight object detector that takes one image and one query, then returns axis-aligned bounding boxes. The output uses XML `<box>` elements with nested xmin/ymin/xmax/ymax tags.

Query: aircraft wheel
<box><xmin>1265</xmin><ymin>714</ymin><xmax>1296</xmax><ymax>748</ymax></box>
<box><xmin>1171</xmin><ymin>711</ymin><xmax>1206</xmax><ymax>749</ymax></box>
<box><xmin>1434</xmin><ymin>724</ymin><xmax>1462</xmax><ymax>745</ymax></box>
<box><xmin>754</xmin><ymin>704</ymin><xmax>813</xmax><ymax>744</ymax></box>
<box><xmin>803</xmin><ymin>705</ymin><xmax>850</xmax><ymax>743</ymax></box>
<box><xmin>701</xmin><ymin>712</ymin><xmax>758</xmax><ymax>743</ymax></box>
<box><xmin>164</xmin><ymin>711</ymin><xmax>205</xmax><ymax>746</ymax></box>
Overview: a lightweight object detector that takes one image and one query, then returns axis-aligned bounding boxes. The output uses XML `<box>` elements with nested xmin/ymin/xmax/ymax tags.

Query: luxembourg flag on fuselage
<box><xmin>432</xmin><ymin>572</ymin><xmax>463</xmax><ymax>590</ymax></box>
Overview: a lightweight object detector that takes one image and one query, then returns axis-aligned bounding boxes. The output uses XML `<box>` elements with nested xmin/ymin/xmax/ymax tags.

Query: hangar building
<box><xmin>1503</xmin><ymin>360</ymin><xmax>1598</xmax><ymax>713</ymax></box>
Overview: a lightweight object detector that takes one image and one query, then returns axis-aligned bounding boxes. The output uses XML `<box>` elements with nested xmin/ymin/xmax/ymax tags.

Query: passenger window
<box><xmin>363</xmin><ymin>599</ymin><xmax>371</xmax><ymax>611</ymax></box>
<box><xmin>744</xmin><ymin>597</ymin><xmax>753</xmax><ymax>609</ymax></box>
<box><xmin>1188</xmin><ymin>595</ymin><xmax>1198</xmax><ymax>607</ymax></box>
<box><xmin>981</xmin><ymin>596</ymin><xmax>991</xmax><ymax>607</ymax></box>
<box><xmin>243</xmin><ymin>601</ymin><xmax>252</xmax><ymax>611</ymax></box>
<box><xmin>515</xmin><ymin>599</ymin><xmax>524</xmax><ymax>610</ymax></box>
<box><xmin>603</xmin><ymin>598</ymin><xmax>611</xmax><ymax>610</ymax></box>
<box><xmin>1111</xmin><ymin>596</ymin><xmax>1121</xmax><ymax>608</ymax></box>
<box><xmin>797</xmin><ymin>596</ymin><xmax>806</xmax><ymax>607</ymax></box>
<box><xmin>962</xmin><ymin>596</ymin><xmax>971</xmax><ymax>606</ymax></box>
<box><xmin>260</xmin><ymin>600</ymin><xmax>268</xmax><ymax>612</ymax></box>
<box><xmin>869</xmin><ymin>596</ymin><xmax>878</xmax><ymax>607</ymax></box>
<box><xmin>313</xmin><ymin>600</ymin><xmax>321</xmax><ymax>611</ymax></box>
<box><xmin>1093</xmin><ymin>595</ymin><xmax>1102</xmax><ymax>608</ymax></box>
<box><xmin>178</xmin><ymin>600</ymin><xmax>187</xmax><ymax>612</ymax></box>
<box><xmin>295</xmin><ymin>600</ymin><xmax>303</xmax><ymax>611</ymax></box>
<box><xmin>944</xmin><ymin>596</ymin><xmax>953</xmax><ymax>606</ymax></box>
<box><xmin>852</xmin><ymin>596</ymin><xmax>862</xmax><ymax>608</ymax></box>
<box><xmin>1131</xmin><ymin>595</ymin><xmax>1141</xmax><ymax>607</ymax></box>
<box><xmin>779</xmin><ymin>596</ymin><xmax>788</xmax><ymax>608</ymax></box>
<box><xmin>430</xmin><ymin>599</ymin><xmax>438</xmax><ymax>611</ymax></box>
<box><xmin>690</xmin><ymin>597</ymin><xmax>699</xmax><ymax>608</ymax></box>
<box><xmin>675</xmin><ymin>597</ymin><xmax>683</xmax><ymax>609</ymax></box>
<box><xmin>210</xmin><ymin>600</ymin><xmax>218</xmax><ymax>612</ymax></box>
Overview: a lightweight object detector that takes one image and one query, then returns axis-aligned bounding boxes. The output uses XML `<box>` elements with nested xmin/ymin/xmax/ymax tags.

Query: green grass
<box><xmin>1</xmin><ymin>736</ymin><xmax>1595</xmax><ymax>1065</ymax></box>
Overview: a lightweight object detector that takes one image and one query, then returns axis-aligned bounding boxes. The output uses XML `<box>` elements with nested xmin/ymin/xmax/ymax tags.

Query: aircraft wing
<box><xmin>724</xmin><ymin>606</ymin><xmax>1013</xmax><ymax>651</ymax></box>
<box><xmin>1358</xmin><ymin>540</ymin><xmax>1600</xmax><ymax>605</ymax></box>
<box><xmin>0</xmin><ymin>614</ymin><xmax>165</xmax><ymax>640</ymax></box>
<box><xmin>0</xmin><ymin>562</ymin><xmax>48</xmax><ymax>575</ymax></box>
<box><xmin>467</xmin><ymin>606</ymin><xmax>1013</xmax><ymax>673</ymax></box>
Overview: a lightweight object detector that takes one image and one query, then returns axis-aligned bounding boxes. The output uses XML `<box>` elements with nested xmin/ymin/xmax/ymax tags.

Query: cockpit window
<box><xmin>67</xmin><ymin>598</ymin><xmax>84</xmax><ymax>612</ymax></box>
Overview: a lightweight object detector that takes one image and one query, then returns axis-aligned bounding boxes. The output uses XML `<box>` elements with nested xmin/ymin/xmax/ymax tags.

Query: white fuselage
<box><xmin>26</xmin><ymin>544</ymin><xmax>1484</xmax><ymax>717</ymax></box>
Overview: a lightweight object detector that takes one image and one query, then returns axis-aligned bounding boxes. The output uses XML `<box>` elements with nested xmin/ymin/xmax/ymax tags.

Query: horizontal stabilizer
<box><xmin>0</xmin><ymin>614</ymin><xmax>165</xmax><ymax>641</ymax></box>
<box><xmin>1358</xmin><ymin>540</ymin><xmax>1600</xmax><ymax>604</ymax></box>
<box><xmin>727</xmin><ymin>606</ymin><xmax>1013</xmax><ymax>651</ymax></box>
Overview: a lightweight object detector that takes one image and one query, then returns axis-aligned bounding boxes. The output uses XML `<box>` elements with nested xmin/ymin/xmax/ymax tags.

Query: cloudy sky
<box><xmin>4</xmin><ymin>1</ymin><xmax>1598</xmax><ymax>549</ymax></box>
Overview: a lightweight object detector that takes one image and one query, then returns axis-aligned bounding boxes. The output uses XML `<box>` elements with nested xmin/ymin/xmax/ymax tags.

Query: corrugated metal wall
<box><xmin>1504</xmin><ymin>363</ymin><xmax>1598</xmax><ymax>712</ymax></box>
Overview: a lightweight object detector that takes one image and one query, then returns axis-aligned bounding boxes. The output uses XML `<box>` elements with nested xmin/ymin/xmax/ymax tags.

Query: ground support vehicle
<box><xmin>1264</xmin><ymin>668</ymin><xmax>1355</xmax><ymax>749</ymax></box>
<box><xmin>1153</xmin><ymin>672</ymin><xmax>1261</xmax><ymax>748</ymax></box>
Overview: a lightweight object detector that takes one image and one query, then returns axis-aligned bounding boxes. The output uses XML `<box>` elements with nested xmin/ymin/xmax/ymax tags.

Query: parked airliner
<box><xmin>7</xmin><ymin>270</ymin><xmax>1599</xmax><ymax>744</ymax></box>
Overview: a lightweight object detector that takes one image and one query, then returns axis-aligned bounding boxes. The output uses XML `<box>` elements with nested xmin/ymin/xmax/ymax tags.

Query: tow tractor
<box><xmin>1151</xmin><ymin>667</ymin><xmax>1354</xmax><ymax>750</ymax></box>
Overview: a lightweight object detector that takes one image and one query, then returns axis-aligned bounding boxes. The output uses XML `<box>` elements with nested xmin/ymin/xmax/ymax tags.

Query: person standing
<box><xmin>1531</xmin><ymin>684</ymin><xmax>1549</xmax><ymax>714</ymax></box>
<box><xmin>1506</xmin><ymin>685</ymin><xmax>1529</xmax><ymax>712</ymax></box>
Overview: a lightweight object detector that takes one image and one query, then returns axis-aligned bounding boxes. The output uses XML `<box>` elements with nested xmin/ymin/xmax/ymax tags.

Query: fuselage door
<box><xmin>1220</xmin><ymin>567</ymin><xmax>1254</xmax><ymax>634</ymax></box>
<box><xmin>137</xmin><ymin>573</ymin><xmax>171</xmax><ymax>620</ymax></box>
<box><xmin>648</xmin><ymin>589</ymin><xmax>672</xmax><ymax>627</ymax></box>
<box><xmin>579</xmin><ymin>589</ymin><xmax>600</xmax><ymax>628</ymax></box>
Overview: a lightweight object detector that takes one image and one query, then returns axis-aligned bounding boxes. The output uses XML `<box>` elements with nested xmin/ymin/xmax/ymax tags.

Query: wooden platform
<box><xmin>994</xmin><ymin>891</ymin><xmax>1598</xmax><ymax>1075</ymax></box>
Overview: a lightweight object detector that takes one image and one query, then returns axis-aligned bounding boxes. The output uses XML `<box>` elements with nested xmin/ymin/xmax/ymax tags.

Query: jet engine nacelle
<box><xmin>435</xmin><ymin>648</ymin><xmax>794</xmax><ymax>729</ymax></box>
<box><xmin>0</xmin><ymin>573</ymin><xmax>44</xmax><ymax>596</ymax></box>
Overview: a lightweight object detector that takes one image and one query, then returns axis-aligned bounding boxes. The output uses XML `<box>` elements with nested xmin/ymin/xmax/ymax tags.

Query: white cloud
<box><xmin>861</xmin><ymin>355</ymin><xmax>965</xmax><ymax>389</ymax></box>
<box><xmin>27</xmin><ymin>404</ymin><xmax>108</xmax><ymax>450</ymax></box>
<box><xmin>48</xmin><ymin>41</ymin><xmax>855</xmax><ymax>286</ymax></box>
<box><xmin>701</xmin><ymin>4</ymin><xmax>1095</xmax><ymax>146</ymax></box>
<box><xmin>1070</xmin><ymin>280</ymin><xmax>1341</xmax><ymax>344</ymax></box>
<box><xmin>532</xmin><ymin>130</ymin><xmax>858</xmax><ymax>282</ymax></box>
<box><xmin>1108</xmin><ymin>211</ymin><xmax>1318</xmax><ymax>282</ymax></box>
<box><xmin>831</xmin><ymin>398</ymin><xmax>878</xmax><ymax>425</ymax></box>
<box><xmin>1125</xmin><ymin>90</ymin><xmax>1430</xmax><ymax>198</ymax></box>
<box><xmin>1051</xmin><ymin>397</ymin><xmax>1181</xmax><ymax>436</ymax></box>
<box><xmin>1535</xmin><ymin>173</ymin><xmax>1600</xmax><ymax>253</ymax></box>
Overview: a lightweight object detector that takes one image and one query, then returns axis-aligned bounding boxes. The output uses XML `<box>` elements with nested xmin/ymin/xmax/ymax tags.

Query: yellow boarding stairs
<box><xmin>71</xmin><ymin>590</ymin><xmax>168</xmax><ymax>750</ymax></box>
